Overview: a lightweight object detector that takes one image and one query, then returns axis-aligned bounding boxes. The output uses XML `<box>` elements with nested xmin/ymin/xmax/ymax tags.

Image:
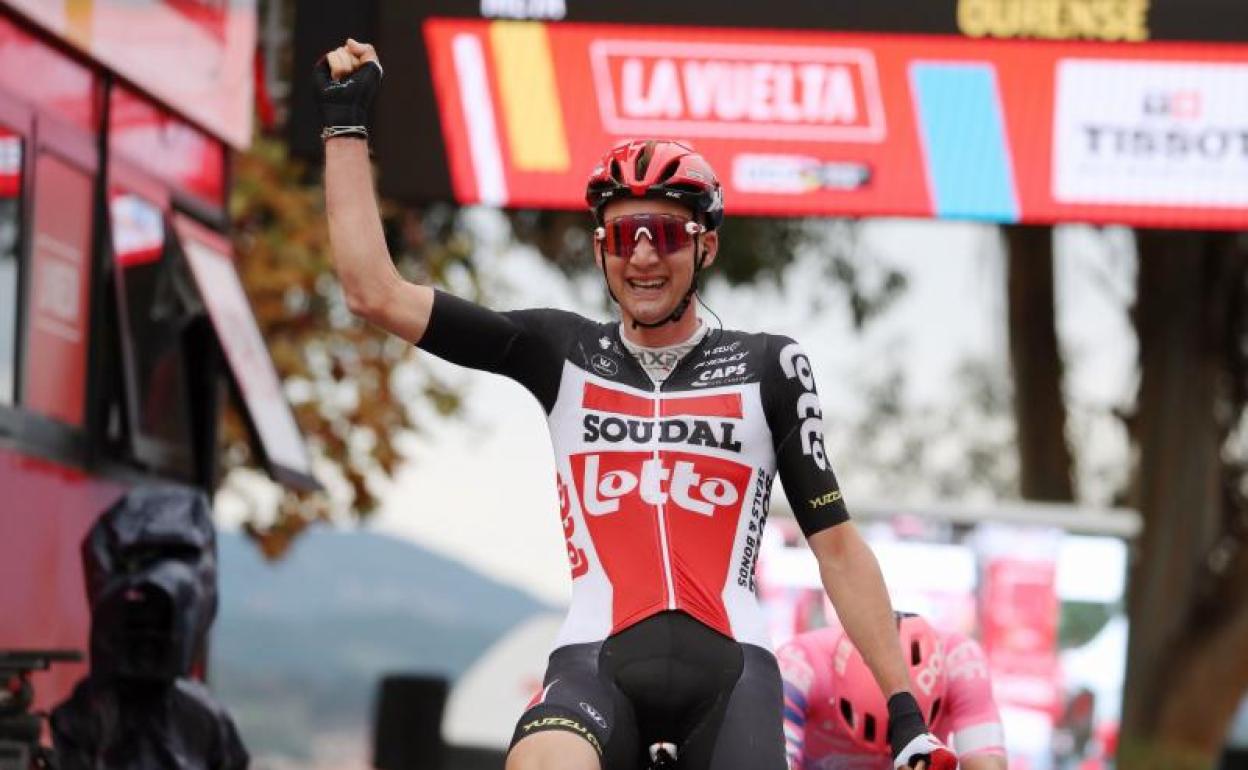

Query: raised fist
<box><xmin>325</xmin><ymin>38</ymin><xmax>380</xmax><ymax>80</ymax></box>
<box><xmin>314</xmin><ymin>38</ymin><xmax>383</xmax><ymax>131</ymax></box>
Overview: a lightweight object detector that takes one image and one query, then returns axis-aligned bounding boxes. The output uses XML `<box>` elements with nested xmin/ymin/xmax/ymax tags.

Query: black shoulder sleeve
<box><xmin>416</xmin><ymin>289</ymin><xmax>588</xmax><ymax>412</ymax></box>
<box><xmin>762</xmin><ymin>334</ymin><xmax>850</xmax><ymax>537</ymax></box>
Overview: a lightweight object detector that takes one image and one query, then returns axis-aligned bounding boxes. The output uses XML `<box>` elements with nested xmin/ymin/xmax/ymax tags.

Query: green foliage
<box><xmin>1117</xmin><ymin>739</ymin><xmax>1217</xmax><ymax>770</ymax></box>
<box><xmin>225</xmin><ymin>138</ymin><xmax>475</xmax><ymax>558</ymax></box>
<box><xmin>1058</xmin><ymin>601</ymin><xmax>1114</xmax><ymax>649</ymax></box>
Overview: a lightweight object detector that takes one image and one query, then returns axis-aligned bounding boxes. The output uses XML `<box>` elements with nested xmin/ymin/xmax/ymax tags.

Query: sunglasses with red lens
<box><xmin>594</xmin><ymin>213</ymin><xmax>705</xmax><ymax>259</ymax></box>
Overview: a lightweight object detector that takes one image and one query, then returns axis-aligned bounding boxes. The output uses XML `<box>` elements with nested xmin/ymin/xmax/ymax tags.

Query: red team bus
<box><xmin>0</xmin><ymin>0</ymin><xmax>314</xmax><ymax>716</ymax></box>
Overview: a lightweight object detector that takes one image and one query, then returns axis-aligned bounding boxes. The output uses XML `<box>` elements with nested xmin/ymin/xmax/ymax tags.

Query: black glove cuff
<box><xmin>886</xmin><ymin>691</ymin><xmax>928</xmax><ymax>757</ymax></box>
<box><xmin>315</xmin><ymin>60</ymin><xmax>381</xmax><ymax>130</ymax></box>
<box><xmin>321</xmin><ymin>102</ymin><xmax>371</xmax><ymax>130</ymax></box>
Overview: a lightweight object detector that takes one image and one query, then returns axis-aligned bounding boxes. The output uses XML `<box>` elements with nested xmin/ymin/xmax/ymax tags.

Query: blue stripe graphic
<box><xmin>910</xmin><ymin>62</ymin><xmax>1019</xmax><ymax>222</ymax></box>
<box><xmin>783</xmin><ymin>682</ymin><xmax>808</xmax><ymax>711</ymax></box>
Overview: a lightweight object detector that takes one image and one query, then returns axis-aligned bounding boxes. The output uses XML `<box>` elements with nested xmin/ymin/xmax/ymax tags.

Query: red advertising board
<box><xmin>980</xmin><ymin>557</ymin><xmax>1062</xmax><ymax>714</ymax></box>
<box><xmin>423</xmin><ymin>19</ymin><xmax>1248</xmax><ymax>229</ymax></box>
<box><xmin>23</xmin><ymin>151</ymin><xmax>93</xmax><ymax>427</ymax></box>
<box><xmin>3</xmin><ymin>0</ymin><xmax>256</xmax><ymax>147</ymax></box>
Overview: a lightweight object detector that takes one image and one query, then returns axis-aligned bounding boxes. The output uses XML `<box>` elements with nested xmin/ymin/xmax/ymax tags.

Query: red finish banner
<box><xmin>4</xmin><ymin>0</ymin><xmax>256</xmax><ymax>147</ymax></box>
<box><xmin>424</xmin><ymin>19</ymin><xmax>1248</xmax><ymax>229</ymax></box>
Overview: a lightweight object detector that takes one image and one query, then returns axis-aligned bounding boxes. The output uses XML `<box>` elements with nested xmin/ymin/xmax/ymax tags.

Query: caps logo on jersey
<box><xmin>693</xmin><ymin>363</ymin><xmax>748</xmax><ymax>386</ymax></box>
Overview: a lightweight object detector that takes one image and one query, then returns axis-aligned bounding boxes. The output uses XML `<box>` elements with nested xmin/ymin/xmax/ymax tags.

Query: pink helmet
<box><xmin>829</xmin><ymin>614</ymin><xmax>947</xmax><ymax>754</ymax></box>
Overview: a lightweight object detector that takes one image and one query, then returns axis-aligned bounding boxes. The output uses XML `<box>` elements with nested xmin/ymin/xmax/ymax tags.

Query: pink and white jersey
<box><xmin>778</xmin><ymin>627</ymin><xmax>1006</xmax><ymax>770</ymax></box>
<box><xmin>417</xmin><ymin>291</ymin><xmax>850</xmax><ymax>650</ymax></box>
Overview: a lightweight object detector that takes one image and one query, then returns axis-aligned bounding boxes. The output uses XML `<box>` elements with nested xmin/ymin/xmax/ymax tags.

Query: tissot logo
<box><xmin>1142</xmin><ymin>90</ymin><xmax>1201</xmax><ymax>120</ymax></box>
<box><xmin>589</xmin><ymin>40</ymin><xmax>886</xmax><ymax>143</ymax></box>
<box><xmin>1053</xmin><ymin>60</ymin><xmax>1248</xmax><ymax>208</ymax></box>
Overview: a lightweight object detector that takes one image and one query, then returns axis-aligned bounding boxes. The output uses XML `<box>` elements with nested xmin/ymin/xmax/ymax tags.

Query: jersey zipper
<box><xmin>650</xmin><ymin>332</ymin><xmax>713</xmax><ymax>613</ymax></box>
<box><xmin>652</xmin><ymin>379</ymin><xmax>678</xmax><ymax>611</ymax></box>
<box><xmin>614</xmin><ymin>324</ymin><xmax>715</xmax><ymax>614</ymax></box>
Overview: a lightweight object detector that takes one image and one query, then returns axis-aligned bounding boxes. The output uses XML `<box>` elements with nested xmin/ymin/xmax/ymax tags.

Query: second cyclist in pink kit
<box><xmin>778</xmin><ymin>614</ymin><xmax>1008</xmax><ymax>770</ymax></box>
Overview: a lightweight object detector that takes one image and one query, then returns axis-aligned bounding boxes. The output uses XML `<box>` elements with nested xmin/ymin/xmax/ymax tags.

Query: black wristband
<box><xmin>886</xmin><ymin>691</ymin><xmax>928</xmax><ymax>757</ymax></box>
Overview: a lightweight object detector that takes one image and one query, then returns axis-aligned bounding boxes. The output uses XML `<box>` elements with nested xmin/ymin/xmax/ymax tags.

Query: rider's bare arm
<box><xmin>322</xmin><ymin>41</ymin><xmax>434</xmax><ymax>344</ymax></box>
<box><xmin>807</xmin><ymin>523</ymin><xmax>912</xmax><ymax>698</ymax></box>
<box><xmin>764</xmin><ymin>336</ymin><xmax>913</xmax><ymax>701</ymax></box>
<box><xmin>963</xmin><ymin>754</ymin><xmax>1008</xmax><ymax>770</ymax></box>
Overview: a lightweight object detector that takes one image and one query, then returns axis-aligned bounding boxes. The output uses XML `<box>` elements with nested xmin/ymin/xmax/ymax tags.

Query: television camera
<box><xmin>0</xmin><ymin>650</ymin><xmax>82</xmax><ymax>770</ymax></box>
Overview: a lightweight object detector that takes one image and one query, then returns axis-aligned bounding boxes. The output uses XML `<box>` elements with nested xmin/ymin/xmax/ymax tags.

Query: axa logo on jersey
<box><xmin>570</xmin><ymin>452</ymin><xmax>750</xmax><ymax>518</ymax></box>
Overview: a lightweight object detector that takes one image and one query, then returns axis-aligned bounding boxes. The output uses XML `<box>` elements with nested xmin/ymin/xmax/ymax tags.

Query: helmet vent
<box><xmin>635</xmin><ymin>141</ymin><xmax>656</xmax><ymax>178</ymax></box>
<box><xmin>930</xmin><ymin>697</ymin><xmax>943</xmax><ymax>723</ymax></box>
<box><xmin>863</xmin><ymin>714</ymin><xmax>877</xmax><ymax>743</ymax></box>
<box><xmin>656</xmin><ymin>158</ymin><xmax>682</xmax><ymax>183</ymax></box>
<box><xmin>839</xmin><ymin>698</ymin><xmax>854</xmax><ymax>725</ymax></box>
<box><xmin>910</xmin><ymin>640</ymin><xmax>922</xmax><ymax>665</ymax></box>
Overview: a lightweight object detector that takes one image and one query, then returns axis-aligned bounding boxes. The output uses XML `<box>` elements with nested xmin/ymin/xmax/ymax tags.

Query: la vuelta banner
<box><xmin>424</xmin><ymin>19</ymin><xmax>1248</xmax><ymax>228</ymax></box>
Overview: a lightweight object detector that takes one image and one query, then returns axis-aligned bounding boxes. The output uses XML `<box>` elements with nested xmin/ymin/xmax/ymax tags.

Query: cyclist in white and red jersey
<box><xmin>316</xmin><ymin>39</ymin><xmax>957</xmax><ymax>770</ymax></box>
<box><xmin>779</xmin><ymin>614</ymin><xmax>1007</xmax><ymax>770</ymax></box>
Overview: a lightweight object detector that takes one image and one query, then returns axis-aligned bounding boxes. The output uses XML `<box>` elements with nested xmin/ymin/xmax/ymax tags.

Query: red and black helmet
<box><xmin>586</xmin><ymin>139</ymin><xmax>724</xmax><ymax>230</ymax></box>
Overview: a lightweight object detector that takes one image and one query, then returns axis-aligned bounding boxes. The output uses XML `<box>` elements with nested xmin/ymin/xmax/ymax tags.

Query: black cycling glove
<box><xmin>313</xmin><ymin>57</ymin><xmax>382</xmax><ymax>133</ymax></box>
<box><xmin>887</xmin><ymin>692</ymin><xmax>957</xmax><ymax>769</ymax></box>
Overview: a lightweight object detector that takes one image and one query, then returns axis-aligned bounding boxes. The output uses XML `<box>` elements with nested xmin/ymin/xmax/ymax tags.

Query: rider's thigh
<box><xmin>682</xmin><ymin>644</ymin><xmax>788</xmax><ymax>770</ymax></box>
<box><xmin>507</xmin><ymin>730</ymin><xmax>602</xmax><ymax>770</ymax></box>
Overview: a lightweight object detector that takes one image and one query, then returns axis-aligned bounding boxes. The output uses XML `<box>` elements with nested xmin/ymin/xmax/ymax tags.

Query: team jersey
<box><xmin>777</xmin><ymin>627</ymin><xmax>1006</xmax><ymax>770</ymax></box>
<box><xmin>417</xmin><ymin>291</ymin><xmax>849</xmax><ymax>649</ymax></box>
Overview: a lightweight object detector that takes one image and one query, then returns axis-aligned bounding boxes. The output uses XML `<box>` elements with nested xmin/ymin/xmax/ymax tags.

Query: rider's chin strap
<box><xmin>598</xmin><ymin>238</ymin><xmax>620</xmax><ymax>305</ymax></box>
<box><xmin>629</xmin><ymin>235</ymin><xmax>705</xmax><ymax>330</ymax></box>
